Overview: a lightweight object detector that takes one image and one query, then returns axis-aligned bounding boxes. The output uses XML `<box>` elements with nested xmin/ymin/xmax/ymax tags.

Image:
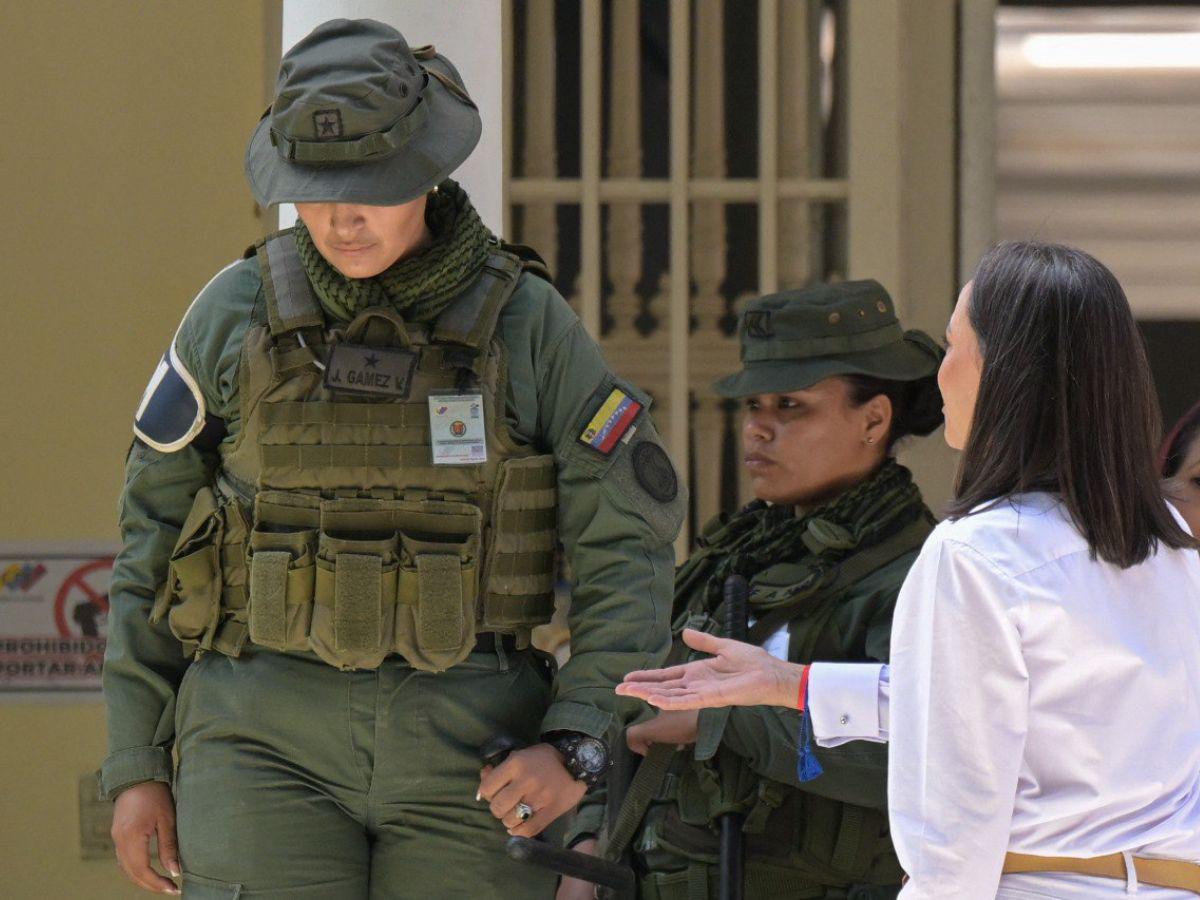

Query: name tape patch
<box><xmin>578</xmin><ymin>388</ymin><xmax>642</xmax><ymax>455</ymax></box>
<box><xmin>323</xmin><ymin>343</ymin><xmax>418</xmax><ymax>399</ymax></box>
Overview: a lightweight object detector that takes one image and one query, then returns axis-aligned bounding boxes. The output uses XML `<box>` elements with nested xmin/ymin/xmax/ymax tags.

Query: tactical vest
<box><xmin>151</xmin><ymin>232</ymin><xmax>559</xmax><ymax>672</ymax></box>
<box><xmin>626</xmin><ymin>512</ymin><xmax>930</xmax><ymax>899</ymax></box>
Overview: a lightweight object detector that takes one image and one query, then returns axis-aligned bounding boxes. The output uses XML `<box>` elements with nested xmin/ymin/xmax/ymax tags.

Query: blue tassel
<box><xmin>797</xmin><ymin>705</ymin><xmax>824</xmax><ymax>783</ymax></box>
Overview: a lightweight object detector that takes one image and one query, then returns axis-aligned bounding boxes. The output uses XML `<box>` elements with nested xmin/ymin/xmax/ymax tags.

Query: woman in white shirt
<box><xmin>619</xmin><ymin>241</ymin><xmax>1200</xmax><ymax>899</ymax></box>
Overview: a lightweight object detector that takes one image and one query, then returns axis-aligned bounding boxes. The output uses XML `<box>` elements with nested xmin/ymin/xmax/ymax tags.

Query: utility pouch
<box><xmin>395</xmin><ymin>501</ymin><xmax>482</xmax><ymax>672</ymax></box>
<box><xmin>311</xmin><ymin>529</ymin><xmax>399</xmax><ymax>671</ymax></box>
<box><xmin>247</xmin><ymin>527</ymin><xmax>317</xmax><ymax>651</ymax></box>
<box><xmin>247</xmin><ymin>492</ymin><xmax>320</xmax><ymax>653</ymax></box>
<box><xmin>154</xmin><ymin>487</ymin><xmax>225</xmax><ymax>653</ymax></box>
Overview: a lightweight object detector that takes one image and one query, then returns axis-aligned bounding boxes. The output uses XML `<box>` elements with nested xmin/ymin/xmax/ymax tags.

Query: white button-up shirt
<box><xmin>809</xmin><ymin>494</ymin><xmax>1200</xmax><ymax>899</ymax></box>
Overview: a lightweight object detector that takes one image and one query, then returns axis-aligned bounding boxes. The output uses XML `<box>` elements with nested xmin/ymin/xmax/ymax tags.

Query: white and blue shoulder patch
<box><xmin>132</xmin><ymin>259</ymin><xmax>246</xmax><ymax>453</ymax></box>
<box><xmin>133</xmin><ymin>342</ymin><xmax>206</xmax><ymax>452</ymax></box>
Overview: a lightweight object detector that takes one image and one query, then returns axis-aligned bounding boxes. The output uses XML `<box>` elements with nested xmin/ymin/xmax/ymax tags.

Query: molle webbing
<box><xmin>262</xmin><ymin>401</ymin><xmax>429</xmax><ymax>428</ymax></box>
<box><xmin>257</xmin><ymin>233</ymin><xmax>324</xmax><ymax>336</ymax></box>
<box><xmin>185</xmin><ymin>228</ymin><xmax>562</xmax><ymax>672</ymax></box>
<box><xmin>481</xmin><ymin>456</ymin><xmax>559</xmax><ymax>628</ymax></box>
<box><xmin>260</xmin><ymin>444</ymin><xmax>431</xmax><ymax>469</ymax></box>
<box><xmin>432</xmin><ymin>252</ymin><xmax>523</xmax><ymax>350</ymax></box>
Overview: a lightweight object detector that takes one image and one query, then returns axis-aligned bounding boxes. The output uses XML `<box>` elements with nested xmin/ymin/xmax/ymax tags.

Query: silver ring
<box><xmin>516</xmin><ymin>802</ymin><xmax>534</xmax><ymax>822</ymax></box>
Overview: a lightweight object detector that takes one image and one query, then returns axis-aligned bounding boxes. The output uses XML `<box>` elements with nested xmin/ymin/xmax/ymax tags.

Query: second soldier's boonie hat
<box><xmin>245</xmin><ymin>18</ymin><xmax>482</xmax><ymax>207</ymax></box>
<box><xmin>713</xmin><ymin>280</ymin><xmax>943</xmax><ymax>398</ymax></box>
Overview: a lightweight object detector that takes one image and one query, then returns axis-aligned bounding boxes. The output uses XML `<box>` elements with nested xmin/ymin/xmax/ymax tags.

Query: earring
<box><xmin>865</xmin><ymin>436</ymin><xmax>876</xmax><ymax>445</ymax></box>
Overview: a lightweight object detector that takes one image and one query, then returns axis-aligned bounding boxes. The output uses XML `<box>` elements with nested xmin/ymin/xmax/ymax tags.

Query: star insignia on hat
<box><xmin>363</xmin><ymin>353</ymin><xmax>380</xmax><ymax>368</ymax></box>
<box><xmin>313</xmin><ymin>109</ymin><xmax>343</xmax><ymax>139</ymax></box>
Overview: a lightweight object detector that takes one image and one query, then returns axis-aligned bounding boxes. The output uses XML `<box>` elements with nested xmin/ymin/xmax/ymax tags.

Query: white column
<box><xmin>278</xmin><ymin>1</ymin><xmax>504</xmax><ymax>232</ymax></box>
<box><xmin>846</xmin><ymin>0</ymin><xmax>960</xmax><ymax>510</ymax></box>
<box><xmin>959</xmin><ymin>0</ymin><xmax>997</xmax><ymax>283</ymax></box>
<box><xmin>518</xmin><ymin>0</ymin><xmax>559</xmax><ymax>284</ymax></box>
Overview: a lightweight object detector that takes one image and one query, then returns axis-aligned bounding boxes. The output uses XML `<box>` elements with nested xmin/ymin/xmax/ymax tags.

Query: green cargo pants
<box><xmin>173</xmin><ymin>645</ymin><xmax>560</xmax><ymax>898</ymax></box>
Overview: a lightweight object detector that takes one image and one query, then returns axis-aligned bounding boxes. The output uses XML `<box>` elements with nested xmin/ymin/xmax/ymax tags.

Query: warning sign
<box><xmin>0</xmin><ymin>551</ymin><xmax>114</xmax><ymax>694</ymax></box>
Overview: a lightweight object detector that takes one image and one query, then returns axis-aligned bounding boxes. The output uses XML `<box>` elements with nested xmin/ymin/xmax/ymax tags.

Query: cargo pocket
<box><xmin>395</xmin><ymin>526</ymin><xmax>480</xmax><ymax>672</ymax></box>
<box><xmin>246</xmin><ymin>527</ymin><xmax>316</xmax><ymax>652</ymax></box>
<box><xmin>152</xmin><ymin>487</ymin><xmax>224</xmax><ymax>653</ymax></box>
<box><xmin>311</xmin><ymin>532</ymin><xmax>398</xmax><ymax>670</ymax></box>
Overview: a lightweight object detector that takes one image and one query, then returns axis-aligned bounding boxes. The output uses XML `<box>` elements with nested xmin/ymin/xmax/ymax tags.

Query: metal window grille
<box><xmin>504</xmin><ymin>0</ymin><xmax>849</xmax><ymax>552</ymax></box>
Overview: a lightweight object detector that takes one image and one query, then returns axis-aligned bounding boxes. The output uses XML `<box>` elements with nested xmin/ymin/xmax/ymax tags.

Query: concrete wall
<box><xmin>0</xmin><ymin>3</ymin><xmax>276</xmax><ymax>895</ymax></box>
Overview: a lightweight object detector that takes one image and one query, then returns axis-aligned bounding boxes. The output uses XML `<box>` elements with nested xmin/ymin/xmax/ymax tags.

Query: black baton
<box><xmin>506</xmin><ymin>836</ymin><xmax>636</xmax><ymax>895</ymax></box>
<box><xmin>719</xmin><ymin>575</ymin><xmax>749</xmax><ymax>900</ymax></box>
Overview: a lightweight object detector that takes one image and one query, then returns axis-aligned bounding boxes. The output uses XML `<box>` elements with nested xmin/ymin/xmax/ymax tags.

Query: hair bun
<box><xmin>898</xmin><ymin>374</ymin><xmax>945</xmax><ymax>438</ymax></box>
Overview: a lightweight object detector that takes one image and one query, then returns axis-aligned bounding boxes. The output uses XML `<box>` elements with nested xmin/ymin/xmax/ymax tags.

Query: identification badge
<box><xmin>428</xmin><ymin>394</ymin><xmax>488</xmax><ymax>465</ymax></box>
<box><xmin>323</xmin><ymin>343</ymin><xmax>418</xmax><ymax>398</ymax></box>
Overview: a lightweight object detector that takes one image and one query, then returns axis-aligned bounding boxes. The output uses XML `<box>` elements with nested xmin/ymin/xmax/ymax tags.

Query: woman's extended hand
<box><xmin>616</xmin><ymin>628</ymin><xmax>805</xmax><ymax>711</ymax></box>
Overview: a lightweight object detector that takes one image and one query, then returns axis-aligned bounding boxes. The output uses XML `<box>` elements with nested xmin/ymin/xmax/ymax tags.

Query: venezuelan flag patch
<box><xmin>578</xmin><ymin>388</ymin><xmax>643</xmax><ymax>454</ymax></box>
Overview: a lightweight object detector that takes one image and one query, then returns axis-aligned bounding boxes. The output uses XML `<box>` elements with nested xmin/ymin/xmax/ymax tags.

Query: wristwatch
<box><xmin>545</xmin><ymin>731</ymin><xmax>611</xmax><ymax>787</ymax></box>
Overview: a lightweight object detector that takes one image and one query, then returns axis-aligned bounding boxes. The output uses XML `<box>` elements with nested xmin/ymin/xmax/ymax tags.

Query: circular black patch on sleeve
<box><xmin>632</xmin><ymin>442</ymin><xmax>678</xmax><ymax>503</ymax></box>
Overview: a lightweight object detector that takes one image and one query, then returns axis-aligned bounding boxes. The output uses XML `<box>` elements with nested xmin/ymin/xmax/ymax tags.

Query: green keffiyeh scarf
<box><xmin>293</xmin><ymin>179</ymin><xmax>493</xmax><ymax>323</ymax></box>
<box><xmin>678</xmin><ymin>459</ymin><xmax>928</xmax><ymax>618</ymax></box>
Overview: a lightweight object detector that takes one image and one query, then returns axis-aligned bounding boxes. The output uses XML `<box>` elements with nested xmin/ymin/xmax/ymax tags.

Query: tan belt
<box><xmin>1004</xmin><ymin>851</ymin><xmax>1200</xmax><ymax>894</ymax></box>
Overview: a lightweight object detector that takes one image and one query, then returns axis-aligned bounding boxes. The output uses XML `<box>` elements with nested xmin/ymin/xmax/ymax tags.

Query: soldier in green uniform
<box><xmin>560</xmin><ymin>282</ymin><xmax>944</xmax><ymax>900</ymax></box>
<box><xmin>102</xmin><ymin>19</ymin><xmax>683</xmax><ymax>899</ymax></box>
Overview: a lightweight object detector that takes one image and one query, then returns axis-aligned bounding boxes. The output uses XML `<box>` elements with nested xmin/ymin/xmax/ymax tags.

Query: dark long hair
<box><xmin>1160</xmin><ymin>400</ymin><xmax>1200</xmax><ymax>478</ymax></box>
<box><xmin>946</xmin><ymin>241</ymin><xmax>1194</xmax><ymax>567</ymax></box>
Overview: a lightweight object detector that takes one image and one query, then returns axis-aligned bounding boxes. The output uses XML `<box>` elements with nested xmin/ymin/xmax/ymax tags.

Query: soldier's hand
<box><xmin>556</xmin><ymin>838</ymin><xmax>599</xmax><ymax>900</ymax></box>
<box><xmin>111</xmin><ymin>780</ymin><xmax>181</xmax><ymax>895</ymax></box>
<box><xmin>625</xmin><ymin>709</ymin><xmax>700</xmax><ymax>756</ymax></box>
<box><xmin>478</xmin><ymin>743</ymin><xmax>587</xmax><ymax>839</ymax></box>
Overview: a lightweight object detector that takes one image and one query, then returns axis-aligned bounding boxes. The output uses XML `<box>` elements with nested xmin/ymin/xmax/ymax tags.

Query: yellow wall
<box><xmin>0</xmin><ymin>3</ymin><xmax>276</xmax><ymax>896</ymax></box>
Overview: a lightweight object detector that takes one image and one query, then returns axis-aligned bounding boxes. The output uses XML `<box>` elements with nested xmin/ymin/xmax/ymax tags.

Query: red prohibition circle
<box><xmin>54</xmin><ymin>558</ymin><xmax>114</xmax><ymax>639</ymax></box>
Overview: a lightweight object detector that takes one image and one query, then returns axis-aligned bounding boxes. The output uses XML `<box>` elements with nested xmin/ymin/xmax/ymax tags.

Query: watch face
<box><xmin>575</xmin><ymin>738</ymin><xmax>609</xmax><ymax>774</ymax></box>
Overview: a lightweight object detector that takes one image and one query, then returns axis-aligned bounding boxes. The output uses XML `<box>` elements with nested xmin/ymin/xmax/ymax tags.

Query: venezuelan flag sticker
<box><xmin>578</xmin><ymin>388</ymin><xmax>643</xmax><ymax>454</ymax></box>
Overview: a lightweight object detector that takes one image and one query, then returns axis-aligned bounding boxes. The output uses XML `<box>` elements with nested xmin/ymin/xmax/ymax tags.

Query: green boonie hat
<box><xmin>245</xmin><ymin>18</ymin><xmax>482</xmax><ymax>207</ymax></box>
<box><xmin>713</xmin><ymin>280</ymin><xmax>944</xmax><ymax>398</ymax></box>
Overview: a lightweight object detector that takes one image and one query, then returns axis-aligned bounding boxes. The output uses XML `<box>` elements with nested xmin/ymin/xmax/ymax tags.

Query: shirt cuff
<box><xmin>99</xmin><ymin>745</ymin><xmax>174</xmax><ymax>800</ymax></box>
<box><xmin>540</xmin><ymin>700</ymin><xmax>615</xmax><ymax>746</ymax></box>
<box><xmin>808</xmin><ymin>662</ymin><xmax>887</xmax><ymax>747</ymax></box>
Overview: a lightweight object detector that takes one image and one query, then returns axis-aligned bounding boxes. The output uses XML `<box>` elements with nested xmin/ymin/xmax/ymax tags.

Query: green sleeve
<box><xmin>695</xmin><ymin>573</ymin><xmax>904</xmax><ymax>810</ymax></box>
<box><xmin>100</xmin><ymin>258</ymin><xmax>254</xmax><ymax>799</ymax></box>
<box><xmin>100</xmin><ymin>442</ymin><xmax>215</xmax><ymax>799</ymax></box>
<box><xmin>498</xmin><ymin>275</ymin><xmax>684</xmax><ymax>747</ymax></box>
